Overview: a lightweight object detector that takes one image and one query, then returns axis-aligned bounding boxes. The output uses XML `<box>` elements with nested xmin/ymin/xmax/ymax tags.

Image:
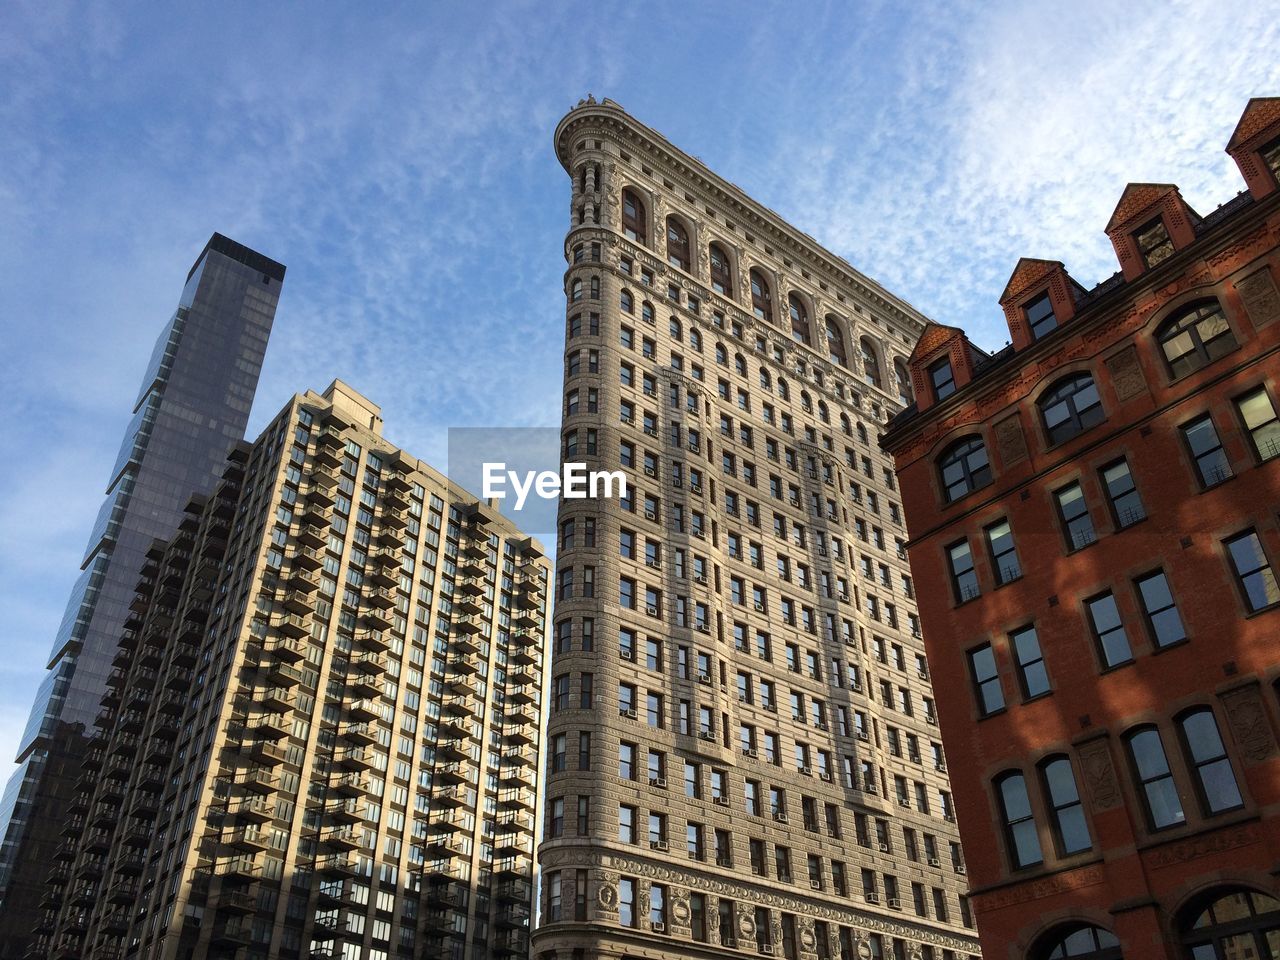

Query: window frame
<box><xmin>1224</xmin><ymin>528</ymin><xmax>1280</xmax><ymax>614</ymax></box>
<box><xmin>967</xmin><ymin>643</ymin><xmax>1004</xmax><ymax>718</ymax></box>
<box><xmin>1176</xmin><ymin>707</ymin><xmax>1244</xmax><ymax>817</ymax></box>
<box><xmin>1181</xmin><ymin>412</ymin><xmax>1234</xmax><ymax>488</ymax></box>
<box><xmin>1156</xmin><ymin>300</ymin><xmax>1236</xmax><ymax>379</ymax></box>
<box><xmin>994</xmin><ymin>771</ymin><xmax>1044</xmax><ymax>870</ymax></box>
<box><xmin>937</xmin><ymin>436</ymin><xmax>992</xmax><ymax>504</ymax></box>
<box><xmin>1038</xmin><ymin>373</ymin><xmax>1105</xmax><ymax>447</ymax></box>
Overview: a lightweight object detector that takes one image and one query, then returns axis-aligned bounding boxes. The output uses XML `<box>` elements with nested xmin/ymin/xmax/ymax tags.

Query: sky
<box><xmin>0</xmin><ymin>0</ymin><xmax>1277</xmax><ymax>766</ymax></box>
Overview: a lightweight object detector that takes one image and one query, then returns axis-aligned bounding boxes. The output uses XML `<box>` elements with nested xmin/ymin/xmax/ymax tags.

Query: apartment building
<box><xmin>35</xmin><ymin>381</ymin><xmax>550</xmax><ymax>960</ymax></box>
<box><xmin>535</xmin><ymin>97</ymin><xmax>980</xmax><ymax>960</ymax></box>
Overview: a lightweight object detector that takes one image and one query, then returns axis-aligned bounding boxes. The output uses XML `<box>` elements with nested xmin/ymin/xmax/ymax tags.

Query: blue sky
<box><xmin>0</xmin><ymin>0</ymin><xmax>1277</xmax><ymax>764</ymax></box>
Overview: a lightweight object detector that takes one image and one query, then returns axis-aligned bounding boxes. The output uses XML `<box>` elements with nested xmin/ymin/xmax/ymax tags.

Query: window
<box><xmin>929</xmin><ymin>357</ymin><xmax>956</xmax><ymax>401</ymax></box>
<box><xmin>666</xmin><ymin>217</ymin><xmax>690</xmax><ymax>271</ymax></box>
<box><xmin>1085</xmin><ymin>592</ymin><xmax>1132</xmax><ymax>668</ymax></box>
<box><xmin>619</xmin><ymin>876</ymin><xmax>636</xmax><ymax>927</ymax></box>
<box><xmin>1039</xmin><ymin>373</ymin><xmax>1104</xmax><ymax>445</ymax></box>
<box><xmin>859</xmin><ymin>337</ymin><xmax>882</xmax><ymax>388</ymax></box>
<box><xmin>709</xmin><ymin>243</ymin><xmax>732</xmax><ymax>295</ymax></box>
<box><xmin>1225</xmin><ymin>529</ymin><xmax>1280</xmax><ymax>612</ymax></box>
<box><xmin>1178</xmin><ymin>708</ymin><xmax>1243</xmax><ymax>815</ymax></box>
<box><xmin>1125</xmin><ymin>727</ymin><xmax>1185</xmax><ymax>830</ymax></box>
<box><xmin>995</xmin><ymin>772</ymin><xmax>1043</xmax><ymax>869</ymax></box>
<box><xmin>1157</xmin><ymin>300</ymin><xmax>1236</xmax><ymax>378</ymax></box>
<box><xmin>946</xmin><ymin>540</ymin><xmax>979</xmax><ymax>603</ymax></box>
<box><xmin>826</xmin><ymin>319</ymin><xmax>848</xmax><ymax>367</ymax></box>
<box><xmin>1024</xmin><ymin>292</ymin><xmax>1057</xmax><ymax>340</ymax></box>
<box><xmin>938</xmin><ymin>436</ymin><xmax>991</xmax><ymax>503</ymax></box>
<box><xmin>1236</xmin><ymin>387</ymin><xmax>1280</xmax><ymax>462</ymax></box>
<box><xmin>1011</xmin><ymin>625</ymin><xmax>1050</xmax><ymax>699</ymax></box>
<box><xmin>1054</xmin><ymin>482</ymin><xmax>1095</xmax><ymax>551</ymax></box>
<box><xmin>968</xmin><ymin>644</ymin><xmax>1003</xmax><ymax>716</ymax></box>
<box><xmin>1032</xmin><ymin>924</ymin><xmax>1122</xmax><ymax>960</ymax></box>
<box><xmin>1134</xmin><ymin>216</ymin><xmax>1174</xmax><ymax>268</ymax></box>
<box><xmin>1100</xmin><ymin>459</ymin><xmax>1145</xmax><ymax>529</ymax></box>
<box><xmin>1134</xmin><ymin>571</ymin><xmax>1186</xmax><ymax>648</ymax></box>
<box><xmin>621</xmin><ymin>189</ymin><xmax>646</xmax><ymax>244</ymax></box>
<box><xmin>618</xmin><ymin>805</ymin><xmax>637</xmax><ymax>843</ymax></box>
<box><xmin>985</xmin><ymin>519</ymin><xmax>1021</xmax><ymax>585</ymax></box>
<box><xmin>1040</xmin><ymin>757</ymin><xmax>1090</xmax><ymax>856</ymax></box>
<box><xmin>750</xmin><ymin>269</ymin><xmax>773</xmax><ymax>323</ymax></box>
<box><xmin>1178</xmin><ymin>887</ymin><xmax>1280</xmax><ymax>960</ymax></box>
<box><xmin>788</xmin><ymin>294</ymin><xmax>810</xmax><ymax>344</ymax></box>
<box><xmin>1182</xmin><ymin>414</ymin><xmax>1233</xmax><ymax>487</ymax></box>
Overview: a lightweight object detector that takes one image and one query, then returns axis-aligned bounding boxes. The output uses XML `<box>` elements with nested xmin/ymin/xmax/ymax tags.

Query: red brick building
<box><xmin>880</xmin><ymin>98</ymin><xmax>1280</xmax><ymax>959</ymax></box>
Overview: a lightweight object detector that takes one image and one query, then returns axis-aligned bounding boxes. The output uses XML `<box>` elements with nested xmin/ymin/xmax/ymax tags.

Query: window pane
<box><xmin>1227</xmin><ymin>531</ymin><xmax>1280</xmax><ymax>612</ymax></box>
<box><xmin>1011</xmin><ymin>625</ymin><xmax>1049</xmax><ymax>698</ymax></box>
<box><xmin>1086</xmin><ymin>593</ymin><xmax>1132</xmax><ymax>667</ymax></box>
<box><xmin>998</xmin><ymin>775</ymin><xmax>1042</xmax><ymax>868</ymax></box>
<box><xmin>1136</xmin><ymin>571</ymin><xmax>1186</xmax><ymax>648</ymax></box>
<box><xmin>1128</xmin><ymin>729</ymin><xmax>1185</xmax><ymax>829</ymax></box>
<box><xmin>1181</xmin><ymin>710</ymin><xmax>1243</xmax><ymax>814</ymax></box>
<box><xmin>1101</xmin><ymin>460</ymin><xmax>1145</xmax><ymax>528</ymax></box>
<box><xmin>969</xmin><ymin>645</ymin><xmax>1003</xmax><ymax>716</ymax></box>
<box><xmin>1042</xmin><ymin>758</ymin><xmax>1090</xmax><ymax>855</ymax></box>
<box><xmin>1237</xmin><ymin>388</ymin><xmax>1280</xmax><ymax>461</ymax></box>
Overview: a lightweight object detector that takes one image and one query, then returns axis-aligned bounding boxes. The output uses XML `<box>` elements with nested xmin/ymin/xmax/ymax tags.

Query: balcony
<box><xmin>493</xmin><ymin>929</ymin><xmax>529</xmax><ymax>956</ymax></box>
<box><xmin>452</xmin><ymin>614</ymin><xmax>485</xmax><ymax>636</ymax></box>
<box><xmin>361</xmin><ymin>607</ymin><xmax>394</xmax><ymax>630</ymax></box>
<box><xmin>259</xmin><ymin>686</ymin><xmax>297</xmax><ymax>712</ymax></box>
<box><xmin>235</xmin><ymin>768</ymin><xmax>278</xmax><ymax>794</ymax></box>
<box><xmin>325</xmin><ymin>797</ymin><xmax>363</xmax><ymax>823</ymax></box>
<box><xmin>279</xmin><ymin>589</ymin><xmax>314</xmax><ymax>615</ymax></box>
<box><xmin>321</xmin><ymin>826</ymin><xmax>361</xmax><ymax>851</ymax></box>
<box><xmin>210</xmin><ymin>918</ymin><xmax>252</xmax><ymax>947</ymax></box>
<box><xmin>355</xmin><ymin>629</ymin><xmax>391</xmax><ymax>653</ymax></box>
<box><xmin>274</xmin><ymin>613</ymin><xmax>310</xmax><ymax>639</ymax></box>
<box><xmin>215</xmin><ymin>855</ymin><xmax>262</xmax><ymax>884</ymax></box>
<box><xmin>106</xmin><ymin>878</ymin><xmax>140</xmax><ymax>903</ymax></box>
<box><xmin>329</xmin><ymin>773</ymin><xmax>367</xmax><ymax>797</ymax></box>
<box><xmin>434</xmin><ymin>762</ymin><xmax>468</xmax><ymax>785</ymax></box>
<box><xmin>292</xmin><ymin>546</ymin><xmax>324</xmax><ymax>570</ymax></box>
<box><xmin>315</xmin><ymin>853</ymin><xmax>356</xmax><ymax>877</ymax></box>
<box><xmin>335</xmin><ymin>747</ymin><xmax>372</xmax><ymax>772</ymax></box>
<box><xmin>258</xmin><ymin>659</ymin><xmax>305</xmax><ymax>688</ymax></box>
<box><xmin>229</xmin><ymin>796</ymin><xmax>273</xmax><ymax>823</ymax></box>
<box><xmin>345</xmin><ymin>672</ymin><xmax>381</xmax><ymax>700</ymax></box>
<box><xmin>381</xmin><ymin>508</ymin><xmax>408</xmax><ymax>530</ymax></box>
<box><xmin>223</xmin><ymin>826</ymin><xmax>270</xmax><ymax>853</ymax></box>
<box><xmin>245</xmin><ymin>712</ymin><xmax>290</xmax><ymax>740</ymax></box>
<box><xmin>494</xmin><ymin>878</ymin><xmax>532</xmax><ymax>904</ymax></box>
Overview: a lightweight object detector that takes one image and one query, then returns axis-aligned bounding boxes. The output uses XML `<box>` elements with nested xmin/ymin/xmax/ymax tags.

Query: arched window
<box><xmin>801</xmin><ymin>391</ymin><xmax>812</xmax><ymax>412</ymax></box>
<box><xmin>1039</xmin><ymin>756</ymin><xmax>1091</xmax><ymax>856</ymax></box>
<box><xmin>938</xmin><ymin>436</ymin><xmax>992</xmax><ymax>503</ymax></box>
<box><xmin>1123</xmin><ymin>726</ymin><xmax>1185</xmax><ymax>831</ymax></box>
<box><xmin>788</xmin><ymin>294</ymin><xmax>810</xmax><ymax>344</ymax></box>
<box><xmin>777</xmin><ymin>379</ymin><xmax>789</xmax><ymax>401</ymax></box>
<box><xmin>1157</xmin><ymin>300</ymin><xmax>1236</xmax><ymax>378</ymax></box>
<box><xmin>669</xmin><ymin>317</ymin><xmax>682</xmax><ymax>341</ymax></box>
<box><xmin>894</xmin><ymin>359</ymin><xmax>913</xmax><ymax>404</ymax></box>
<box><xmin>1179</xmin><ymin>887</ymin><xmax>1280</xmax><ymax>959</ymax></box>
<box><xmin>570</xmin><ymin>279</ymin><xmax>583</xmax><ymax>303</ymax></box>
<box><xmin>818</xmin><ymin>400</ymin><xmax>829</xmax><ymax>424</ymax></box>
<box><xmin>715</xmin><ymin>343</ymin><xmax>727</xmax><ymax>365</ymax></box>
<box><xmin>750</xmin><ymin>269</ymin><xmax>773</xmax><ymax>323</ymax></box>
<box><xmin>759</xmin><ymin>368</ymin><xmax>772</xmax><ymax>390</ymax></box>
<box><xmin>1039</xmin><ymin>373</ymin><xmax>1104</xmax><ymax>446</ymax></box>
<box><xmin>622</xmin><ymin>189</ymin><xmax>647</xmax><ymax>245</ymax></box>
<box><xmin>995</xmin><ymin>771</ymin><xmax>1043</xmax><ymax>869</ymax></box>
<box><xmin>826</xmin><ymin>318</ymin><xmax>848</xmax><ymax>366</ymax></box>
<box><xmin>640</xmin><ymin>301</ymin><xmax>654</xmax><ymax>324</ymax></box>
<box><xmin>1176</xmin><ymin>708</ymin><xmax>1243</xmax><ymax>815</ymax></box>
<box><xmin>840</xmin><ymin>413</ymin><xmax>851</xmax><ymax>436</ymax></box>
<box><xmin>1032</xmin><ymin>924</ymin><xmax>1123</xmax><ymax>959</ymax></box>
<box><xmin>859</xmin><ymin>337</ymin><xmax>882</xmax><ymax>388</ymax></box>
<box><xmin>710</xmin><ymin>243</ymin><xmax>732</xmax><ymax>295</ymax></box>
<box><xmin>734</xmin><ymin>354</ymin><xmax>747</xmax><ymax>376</ymax></box>
<box><xmin>620</xmin><ymin>290</ymin><xmax>634</xmax><ymax>314</ymax></box>
<box><xmin>666</xmin><ymin>217</ymin><xmax>691</xmax><ymax>272</ymax></box>
<box><xmin>689</xmin><ymin>329</ymin><xmax>702</xmax><ymax>351</ymax></box>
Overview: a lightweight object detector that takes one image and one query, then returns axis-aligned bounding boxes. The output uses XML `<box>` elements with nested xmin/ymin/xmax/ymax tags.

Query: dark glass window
<box><xmin>1224</xmin><ymin>529</ymin><xmax>1280</xmax><ymax>613</ymax></box>
<box><xmin>1125</xmin><ymin>727</ymin><xmax>1185</xmax><ymax>830</ymax></box>
<box><xmin>1054</xmin><ymin>482</ymin><xmax>1095</xmax><ymax>551</ymax></box>
<box><xmin>709</xmin><ymin>244</ymin><xmax>732</xmax><ymax>295</ymax></box>
<box><xmin>1158</xmin><ymin>301</ymin><xmax>1236</xmax><ymax>378</ymax></box>
<box><xmin>1011</xmin><ymin>625</ymin><xmax>1049</xmax><ymax>699</ymax></box>
<box><xmin>1085</xmin><ymin>592</ymin><xmax>1132</xmax><ymax>668</ymax></box>
<box><xmin>788</xmin><ymin>294</ymin><xmax>810</xmax><ymax>344</ymax></box>
<box><xmin>1236</xmin><ymin>387</ymin><xmax>1280</xmax><ymax>462</ymax></box>
<box><xmin>1264</xmin><ymin>135</ymin><xmax>1280</xmax><ymax>183</ymax></box>
<box><xmin>666</xmin><ymin>217</ymin><xmax>690</xmax><ymax>271</ymax></box>
<box><xmin>1041</xmin><ymin>757</ymin><xmax>1090</xmax><ymax>856</ymax></box>
<box><xmin>1025</xmin><ymin>292</ymin><xmax>1057</xmax><ymax>340</ymax></box>
<box><xmin>1135</xmin><ymin>571</ymin><xmax>1186</xmax><ymax>648</ymax></box>
<box><xmin>929</xmin><ymin>357</ymin><xmax>956</xmax><ymax>400</ymax></box>
<box><xmin>1035</xmin><ymin>924</ymin><xmax>1122</xmax><ymax>959</ymax></box>
<box><xmin>1135</xmin><ymin>217</ymin><xmax>1175</xmax><ymax>268</ymax></box>
<box><xmin>622</xmin><ymin>189</ymin><xmax>646</xmax><ymax>244</ymax></box>
<box><xmin>985</xmin><ymin>519</ymin><xmax>1021</xmax><ymax>585</ymax></box>
<box><xmin>938</xmin><ymin>436</ymin><xmax>991</xmax><ymax>503</ymax></box>
<box><xmin>750</xmin><ymin>269</ymin><xmax>773</xmax><ymax>323</ymax></box>
<box><xmin>968</xmin><ymin>644</ymin><xmax>1003</xmax><ymax>717</ymax></box>
<box><xmin>1039</xmin><ymin>374</ymin><xmax>1104</xmax><ymax>445</ymax></box>
<box><xmin>947</xmin><ymin>540</ymin><xmax>979</xmax><ymax>603</ymax></box>
<box><xmin>826</xmin><ymin>319</ymin><xmax>848</xmax><ymax>367</ymax></box>
<box><xmin>995</xmin><ymin>772</ymin><xmax>1043</xmax><ymax>869</ymax></box>
<box><xmin>1178</xmin><ymin>709</ymin><xmax>1243</xmax><ymax>815</ymax></box>
<box><xmin>1100</xmin><ymin>459</ymin><xmax>1145</xmax><ymax>528</ymax></box>
<box><xmin>1182</xmin><ymin>414</ymin><xmax>1233</xmax><ymax>487</ymax></box>
<box><xmin>1179</xmin><ymin>888</ymin><xmax>1280</xmax><ymax>959</ymax></box>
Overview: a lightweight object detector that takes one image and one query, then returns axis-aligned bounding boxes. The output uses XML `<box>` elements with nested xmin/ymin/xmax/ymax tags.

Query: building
<box><xmin>535</xmin><ymin>97</ymin><xmax>981</xmax><ymax>960</ymax></box>
<box><xmin>0</xmin><ymin>233</ymin><xmax>285</xmax><ymax>956</ymax></box>
<box><xmin>879</xmin><ymin>98</ymin><xmax>1280</xmax><ymax>959</ymax></box>
<box><xmin>33</xmin><ymin>380</ymin><xmax>551</xmax><ymax>960</ymax></box>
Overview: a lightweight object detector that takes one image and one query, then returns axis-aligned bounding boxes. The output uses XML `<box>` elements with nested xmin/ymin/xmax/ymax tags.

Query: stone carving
<box><xmin>1076</xmin><ymin>738</ymin><xmax>1122</xmax><ymax>811</ymax></box>
<box><xmin>597</xmin><ymin>879</ymin><xmax>617</xmax><ymax>909</ymax></box>
<box><xmin>737</xmin><ymin>903</ymin><xmax>756</xmax><ymax>939</ymax></box>
<box><xmin>671</xmin><ymin>891</ymin><xmax>691</xmax><ymax>924</ymax></box>
<box><xmin>1238</xmin><ymin>267</ymin><xmax>1280</xmax><ymax>329</ymax></box>
<box><xmin>993</xmin><ymin>413</ymin><xmax>1028</xmax><ymax>467</ymax></box>
<box><xmin>1105</xmin><ymin>345</ymin><xmax>1149</xmax><ymax>402</ymax></box>
<box><xmin>1220</xmin><ymin>683</ymin><xmax>1278</xmax><ymax>764</ymax></box>
<box><xmin>979</xmin><ymin>863</ymin><xmax>1106</xmax><ymax>909</ymax></box>
<box><xmin>1147</xmin><ymin>822</ymin><xmax>1262</xmax><ymax>868</ymax></box>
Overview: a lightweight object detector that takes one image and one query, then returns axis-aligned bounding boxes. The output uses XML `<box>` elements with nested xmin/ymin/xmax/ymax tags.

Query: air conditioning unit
<box><xmin>713</xmin><ymin>796</ymin><xmax>729</xmax><ymax>807</ymax></box>
<box><xmin>856</xmin><ymin>732</ymin><xmax>870</xmax><ymax>742</ymax></box>
<box><xmin>754</xmin><ymin>602</ymin><xmax>766</xmax><ymax>612</ymax></box>
<box><xmin>620</xmin><ymin>414</ymin><xmax>634</xmax><ymax>425</ymax></box>
<box><xmin>643</xmin><ymin>386</ymin><xmax>656</xmax><ymax>397</ymax></box>
<box><xmin>722</xmin><ymin>937</ymin><xmax>738</xmax><ymax>948</ymax></box>
<box><xmin>698</xmin><ymin>673</ymin><xmax>712</xmax><ymax>685</ymax></box>
<box><xmin>644</xmin><ymin>509</ymin><xmax>658</xmax><ymax>520</ymax></box>
<box><xmin>760</xmin><ymin>946</ymin><xmax>776</xmax><ymax>956</ymax></box>
<box><xmin>764</xmin><ymin>702</ymin><xmax>777</xmax><ymax>712</ymax></box>
<box><xmin>917</xmin><ymin>669</ymin><xmax>929</xmax><ymax>680</ymax></box>
<box><xmin>819</xmin><ymin>772</ymin><xmax>833</xmax><ymax>783</ymax></box>
<box><xmin>716</xmin><ymin>855</ymin><xmax>732</xmax><ymax>866</ymax></box>
<box><xmin>944</xmin><ymin>813</ymin><xmax>956</xmax><ymax>823</ymax></box>
<box><xmin>935</xmin><ymin>762</ymin><xmax>947</xmax><ymax>772</ymax></box>
<box><xmin>799</xmin><ymin>766</ymin><xmax>812</xmax><ymax>777</ymax></box>
<box><xmin>773</xmin><ymin>812</ymin><xmax>788</xmax><ymax>824</ymax></box>
<box><xmin>690</xmin><ymin>483</ymin><xmax>703</xmax><ymax>494</ymax></box>
<box><xmin>650</xmin><ymin>840</ymin><xmax>669</xmax><ymax>851</ymax></box>
<box><xmin>864</xmin><ymin>893</ymin><xmax>880</xmax><ymax>905</ymax></box>
<box><xmin>699</xmin><ymin>731</ymin><xmax>716</xmax><ymax>742</ymax></box>
<box><xmin>898</xmin><ymin>798</ymin><xmax>911</xmax><ymax>808</ymax></box>
<box><xmin>652</xmin><ymin>920</ymin><xmax>666</xmax><ymax>932</ymax></box>
<box><xmin>814</xmin><ymin>719</ymin><xmax>828</xmax><ymax>731</ymax></box>
<box><xmin>826</xmin><ymin>829</ymin><xmax>839</xmax><ymax>838</ymax></box>
<box><xmin>692</xmin><ymin>528</ymin><xmax>705</xmax><ymax>539</ymax></box>
<box><xmin>646</xmin><ymin>605</ymin><xmax>659</xmax><ymax>616</ymax></box>
<box><xmin>927</xmin><ymin>857</ymin><xmax>940</xmax><ymax>867</ymax></box>
<box><xmin>695</xmin><ymin>623</ymin><xmax>710</xmax><ymax>633</ymax></box>
<box><xmin>810</xmin><ymin>880</ymin><xmax>822</xmax><ymax>890</ymax></box>
<box><xmin>694</xmin><ymin>573</ymin><xmax>707</xmax><ymax>584</ymax></box>
<box><xmin>649</xmin><ymin>777</ymin><xmax>667</xmax><ymax>788</ymax></box>
<box><xmin>926</xmin><ymin>715</ymin><xmax>937</xmax><ymax>725</ymax></box>
<box><xmin>878</xmin><ymin>843</ymin><xmax>890</xmax><ymax>853</ymax></box>
<box><xmin>839</xmin><ymin>593</ymin><xmax>850</xmax><ymax>602</ymax></box>
<box><xmin>620</xmin><ymin>648</ymin><xmax>635</xmax><ymax>661</ymax></box>
<box><xmin>644</xmin><ymin>426</ymin><xmax>659</xmax><ymax>437</ymax></box>
<box><xmin>888</xmin><ymin>898</ymin><xmax>902</xmax><ymax>911</ymax></box>
<box><xmin>643</xmin><ymin>465</ymin><xmax>657</xmax><ymax>478</ymax></box>
<box><xmin>737</xmin><ymin>694</ymin><xmax>749</xmax><ymax>703</ymax></box>
<box><xmin>621</xmin><ymin>708</ymin><xmax>637</xmax><ymax>719</ymax></box>
<box><xmin>743</xmin><ymin>747</ymin><xmax>758</xmax><ymax>758</ymax></box>
<box><xmin>644</xmin><ymin>558</ymin><xmax>660</xmax><ymax>568</ymax></box>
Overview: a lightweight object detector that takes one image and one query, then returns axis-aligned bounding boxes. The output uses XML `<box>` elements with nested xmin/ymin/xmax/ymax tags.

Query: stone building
<box><xmin>36</xmin><ymin>381</ymin><xmax>550</xmax><ymax>960</ymax></box>
<box><xmin>535</xmin><ymin>97</ymin><xmax>980</xmax><ymax>960</ymax></box>
<box><xmin>881</xmin><ymin>97</ymin><xmax>1280</xmax><ymax>958</ymax></box>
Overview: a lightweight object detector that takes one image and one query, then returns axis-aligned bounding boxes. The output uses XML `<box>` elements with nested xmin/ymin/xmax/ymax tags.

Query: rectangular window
<box><xmin>947</xmin><ymin>540</ymin><xmax>979</xmax><ymax>603</ymax></box>
<box><xmin>985</xmin><ymin>519</ymin><xmax>1021</xmax><ymax>585</ymax></box>
<box><xmin>1182</xmin><ymin>414</ymin><xmax>1233</xmax><ymax>488</ymax></box>
<box><xmin>1010</xmin><ymin>625</ymin><xmax>1050</xmax><ymax>699</ymax></box>
<box><xmin>1025</xmin><ymin>292</ymin><xmax>1056</xmax><ymax>340</ymax></box>
<box><xmin>968</xmin><ymin>644</ymin><xmax>1003</xmax><ymax>716</ymax></box>
<box><xmin>1054</xmin><ymin>482</ymin><xmax>1095</xmax><ymax>551</ymax></box>
<box><xmin>1085</xmin><ymin>591</ymin><xmax>1133</xmax><ymax>668</ymax></box>
<box><xmin>619</xmin><ymin>877</ymin><xmax>636</xmax><ymax>927</ymax></box>
<box><xmin>1134</xmin><ymin>571</ymin><xmax>1187</xmax><ymax>648</ymax></box>
<box><xmin>1100</xmin><ymin>458</ymin><xmax>1145</xmax><ymax>529</ymax></box>
<box><xmin>929</xmin><ymin>357</ymin><xmax>956</xmax><ymax>401</ymax></box>
<box><xmin>1236</xmin><ymin>387</ymin><xmax>1280</xmax><ymax>462</ymax></box>
<box><xmin>1134</xmin><ymin>217</ymin><xmax>1174</xmax><ymax>268</ymax></box>
<box><xmin>1225</xmin><ymin>530</ymin><xmax>1280</xmax><ymax>613</ymax></box>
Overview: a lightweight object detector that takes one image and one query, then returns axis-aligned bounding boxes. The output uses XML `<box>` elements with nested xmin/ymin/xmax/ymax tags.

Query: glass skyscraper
<box><xmin>0</xmin><ymin>234</ymin><xmax>285</xmax><ymax>955</ymax></box>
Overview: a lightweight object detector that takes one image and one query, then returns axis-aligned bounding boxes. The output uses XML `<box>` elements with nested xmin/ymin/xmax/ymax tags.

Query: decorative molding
<box><xmin>1146</xmin><ymin>822</ymin><xmax>1263</xmax><ymax>869</ymax></box>
<box><xmin>993</xmin><ymin>413</ymin><xmax>1028</xmax><ymax>468</ymax></box>
<box><xmin>1104</xmin><ymin>345</ymin><xmax>1148</xmax><ymax>402</ymax></box>
<box><xmin>1076</xmin><ymin>738</ymin><xmax>1122</xmax><ymax>812</ymax></box>
<box><xmin>1219</xmin><ymin>683</ymin><xmax>1278</xmax><ymax>765</ymax></box>
<box><xmin>1237</xmin><ymin>266</ymin><xmax>1280</xmax><ymax>329</ymax></box>
<box><xmin>977</xmin><ymin>863</ymin><xmax>1106</xmax><ymax>910</ymax></box>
